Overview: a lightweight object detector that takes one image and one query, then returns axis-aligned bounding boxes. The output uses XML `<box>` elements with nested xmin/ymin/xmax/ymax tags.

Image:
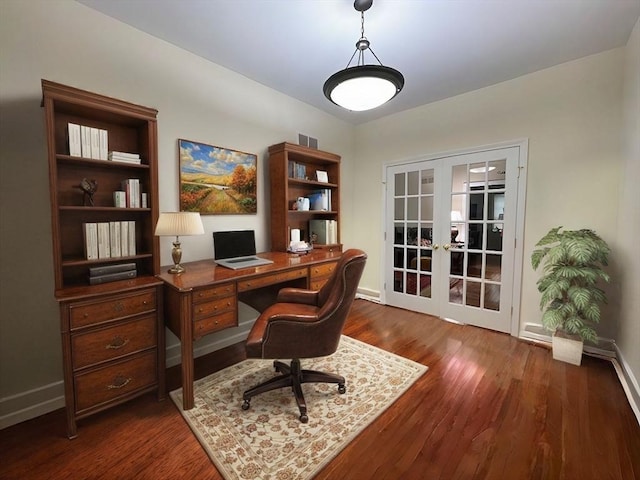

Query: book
<box><xmin>309</xmin><ymin>219</ymin><xmax>329</xmax><ymax>244</ymax></box>
<box><xmin>99</xmin><ymin>129</ymin><xmax>108</xmax><ymax>160</ymax></box>
<box><xmin>120</xmin><ymin>221</ymin><xmax>129</xmax><ymax>257</ymax></box>
<box><xmin>90</xmin><ymin>127</ymin><xmax>101</xmax><ymax>160</ymax></box>
<box><xmin>83</xmin><ymin>222</ymin><xmax>98</xmax><ymax>260</ymax></box>
<box><xmin>97</xmin><ymin>222</ymin><xmax>111</xmax><ymax>258</ymax></box>
<box><xmin>328</xmin><ymin>219</ymin><xmax>338</xmax><ymax>244</ymax></box>
<box><xmin>121</xmin><ymin>179</ymin><xmax>140</xmax><ymax>207</ymax></box>
<box><xmin>89</xmin><ymin>262</ymin><xmax>136</xmax><ymax>277</ymax></box>
<box><xmin>109</xmin><ymin>151</ymin><xmax>140</xmax><ymax>159</ymax></box>
<box><xmin>309</xmin><ymin>189</ymin><xmax>329</xmax><ymax>211</ymax></box>
<box><xmin>68</xmin><ymin>123</ymin><xmax>81</xmax><ymax>157</ymax></box>
<box><xmin>89</xmin><ymin>269</ymin><xmax>137</xmax><ymax>285</ymax></box>
<box><xmin>128</xmin><ymin>220</ymin><xmax>136</xmax><ymax>255</ymax></box>
<box><xmin>113</xmin><ymin>191</ymin><xmax>126</xmax><ymax>208</ymax></box>
<box><xmin>109</xmin><ymin>221</ymin><xmax>121</xmax><ymax>257</ymax></box>
<box><xmin>80</xmin><ymin>125</ymin><xmax>91</xmax><ymax>158</ymax></box>
<box><xmin>141</xmin><ymin>193</ymin><xmax>148</xmax><ymax>208</ymax></box>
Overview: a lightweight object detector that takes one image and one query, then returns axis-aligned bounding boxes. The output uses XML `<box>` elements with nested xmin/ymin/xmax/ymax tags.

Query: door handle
<box><xmin>443</xmin><ymin>244</ymin><xmax>451</xmax><ymax>251</ymax></box>
<box><xmin>433</xmin><ymin>244</ymin><xmax>440</xmax><ymax>250</ymax></box>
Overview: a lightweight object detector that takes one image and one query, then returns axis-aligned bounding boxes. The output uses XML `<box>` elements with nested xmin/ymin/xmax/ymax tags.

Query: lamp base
<box><xmin>167</xmin><ymin>264</ymin><xmax>185</xmax><ymax>274</ymax></box>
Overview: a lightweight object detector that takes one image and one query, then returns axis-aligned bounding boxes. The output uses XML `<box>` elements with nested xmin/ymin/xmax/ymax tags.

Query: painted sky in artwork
<box><xmin>179</xmin><ymin>140</ymin><xmax>256</xmax><ymax>176</ymax></box>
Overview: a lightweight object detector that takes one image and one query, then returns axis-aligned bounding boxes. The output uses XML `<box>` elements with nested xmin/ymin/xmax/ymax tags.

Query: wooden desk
<box><xmin>156</xmin><ymin>250</ymin><xmax>342</xmax><ymax>409</ymax></box>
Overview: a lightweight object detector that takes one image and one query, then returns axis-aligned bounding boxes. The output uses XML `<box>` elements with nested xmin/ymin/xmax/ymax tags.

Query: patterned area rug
<box><xmin>170</xmin><ymin>335</ymin><xmax>427</xmax><ymax>480</ymax></box>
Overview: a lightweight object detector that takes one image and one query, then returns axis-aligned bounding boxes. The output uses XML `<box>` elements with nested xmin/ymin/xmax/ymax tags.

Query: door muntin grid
<box><xmin>393</xmin><ymin>168</ymin><xmax>434</xmax><ymax>298</ymax></box>
<box><xmin>448</xmin><ymin>159</ymin><xmax>506</xmax><ymax>311</ymax></box>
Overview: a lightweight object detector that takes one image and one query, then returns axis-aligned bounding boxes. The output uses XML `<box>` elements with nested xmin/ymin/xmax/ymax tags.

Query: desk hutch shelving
<box><xmin>268</xmin><ymin>142</ymin><xmax>342</xmax><ymax>253</ymax></box>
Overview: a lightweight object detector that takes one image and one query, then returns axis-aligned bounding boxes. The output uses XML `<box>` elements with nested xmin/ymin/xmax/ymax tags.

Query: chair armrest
<box><xmin>277</xmin><ymin>287</ymin><xmax>319</xmax><ymax>306</ymax></box>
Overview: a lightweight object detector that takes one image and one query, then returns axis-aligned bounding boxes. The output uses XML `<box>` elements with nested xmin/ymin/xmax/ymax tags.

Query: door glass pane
<box><xmin>488</xmin><ymin>192</ymin><xmax>505</xmax><ymax>220</ymax></box>
<box><xmin>452</xmin><ymin>165</ymin><xmax>467</xmax><ymax>192</ymax></box>
<box><xmin>469</xmin><ymin>162</ymin><xmax>486</xmax><ymax>185</ymax></box>
<box><xmin>394</xmin><ymin>173</ymin><xmax>405</xmax><ymax>196</ymax></box>
<box><xmin>419</xmin><ymin>249</ymin><xmax>432</xmax><ymax>272</ymax></box>
<box><xmin>420</xmin><ymin>225</ymin><xmax>433</xmax><ymax>245</ymax></box>
<box><xmin>394</xmin><ymin>270</ymin><xmax>404</xmax><ymax>292</ymax></box>
<box><xmin>486</xmin><ymin>254</ymin><xmax>502</xmax><ymax>281</ymax></box>
<box><xmin>469</xmin><ymin>193</ymin><xmax>484</xmax><ymax>220</ymax></box>
<box><xmin>407</xmin><ymin>197</ymin><xmax>418</xmax><ymax>220</ymax></box>
<box><xmin>468</xmin><ymin>223</ymin><xmax>484</xmax><ymax>250</ymax></box>
<box><xmin>407</xmin><ymin>223</ymin><xmax>418</xmax><ymax>245</ymax></box>
<box><xmin>450</xmin><ymin>251</ymin><xmax>464</xmax><ymax>276</ymax></box>
<box><xmin>485</xmin><ymin>283</ymin><xmax>501</xmax><ymax>311</ymax></box>
<box><xmin>407</xmin><ymin>248</ymin><xmax>418</xmax><ymax>270</ymax></box>
<box><xmin>394</xmin><ymin>247</ymin><xmax>404</xmax><ymax>268</ymax></box>
<box><xmin>487</xmin><ymin>223</ymin><xmax>503</xmax><ymax>251</ymax></box>
<box><xmin>420</xmin><ymin>274</ymin><xmax>432</xmax><ymax>298</ymax></box>
<box><xmin>420</xmin><ymin>196</ymin><xmax>434</xmax><ymax>221</ymax></box>
<box><xmin>394</xmin><ymin>224</ymin><xmax>404</xmax><ymax>244</ymax></box>
<box><xmin>406</xmin><ymin>272</ymin><xmax>417</xmax><ymax>295</ymax></box>
<box><xmin>465</xmin><ymin>280</ymin><xmax>481</xmax><ymax>307</ymax></box>
<box><xmin>449</xmin><ymin>278</ymin><xmax>463</xmax><ymax>304</ymax></box>
<box><xmin>467</xmin><ymin>252</ymin><xmax>482</xmax><ymax>278</ymax></box>
<box><xmin>394</xmin><ymin>198</ymin><xmax>404</xmax><ymax>220</ymax></box>
<box><xmin>421</xmin><ymin>169</ymin><xmax>435</xmax><ymax>194</ymax></box>
<box><xmin>408</xmin><ymin>171</ymin><xmax>419</xmax><ymax>195</ymax></box>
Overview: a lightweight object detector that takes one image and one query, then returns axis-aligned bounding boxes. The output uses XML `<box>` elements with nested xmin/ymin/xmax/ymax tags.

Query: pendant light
<box><xmin>323</xmin><ymin>0</ymin><xmax>404</xmax><ymax>112</ymax></box>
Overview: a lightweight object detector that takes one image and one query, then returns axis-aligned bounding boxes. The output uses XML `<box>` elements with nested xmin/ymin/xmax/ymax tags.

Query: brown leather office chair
<box><xmin>241</xmin><ymin>249</ymin><xmax>367</xmax><ymax>423</ymax></box>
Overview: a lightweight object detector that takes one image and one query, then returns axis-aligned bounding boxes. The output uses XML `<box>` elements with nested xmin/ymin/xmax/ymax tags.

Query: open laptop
<box><xmin>213</xmin><ymin>230</ymin><xmax>274</xmax><ymax>270</ymax></box>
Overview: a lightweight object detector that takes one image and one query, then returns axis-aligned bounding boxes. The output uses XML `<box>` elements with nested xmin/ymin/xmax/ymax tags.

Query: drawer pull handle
<box><xmin>107</xmin><ymin>376</ymin><xmax>132</xmax><ymax>390</ymax></box>
<box><xmin>106</xmin><ymin>337</ymin><xmax>130</xmax><ymax>350</ymax></box>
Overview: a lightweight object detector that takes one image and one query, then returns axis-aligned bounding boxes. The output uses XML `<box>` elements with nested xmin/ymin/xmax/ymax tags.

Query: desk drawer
<box><xmin>193</xmin><ymin>283</ymin><xmax>236</xmax><ymax>303</ymax></box>
<box><xmin>70</xmin><ymin>290</ymin><xmax>156</xmax><ymax>330</ymax></box>
<box><xmin>310</xmin><ymin>261</ymin><xmax>338</xmax><ymax>280</ymax></box>
<box><xmin>193</xmin><ymin>296</ymin><xmax>235</xmax><ymax>320</ymax></box>
<box><xmin>72</xmin><ymin>315</ymin><xmax>157</xmax><ymax>371</ymax></box>
<box><xmin>75</xmin><ymin>351</ymin><xmax>156</xmax><ymax>412</ymax></box>
<box><xmin>237</xmin><ymin>267</ymin><xmax>307</xmax><ymax>292</ymax></box>
<box><xmin>194</xmin><ymin>310</ymin><xmax>237</xmax><ymax>339</ymax></box>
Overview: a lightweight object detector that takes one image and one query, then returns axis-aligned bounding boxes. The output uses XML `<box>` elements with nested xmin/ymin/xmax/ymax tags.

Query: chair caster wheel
<box><xmin>242</xmin><ymin>399</ymin><xmax>251</xmax><ymax>410</ymax></box>
<box><xmin>299</xmin><ymin>414</ymin><xmax>308</xmax><ymax>423</ymax></box>
<box><xmin>338</xmin><ymin>383</ymin><xmax>346</xmax><ymax>394</ymax></box>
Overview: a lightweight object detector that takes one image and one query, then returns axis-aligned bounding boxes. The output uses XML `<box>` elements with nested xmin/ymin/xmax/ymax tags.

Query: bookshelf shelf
<box><xmin>269</xmin><ymin>142</ymin><xmax>341</xmax><ymax>252</ymax></box>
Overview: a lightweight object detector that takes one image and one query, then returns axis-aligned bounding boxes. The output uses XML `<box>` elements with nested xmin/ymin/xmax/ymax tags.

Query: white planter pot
<box><xmin>552</xmin><ymin>332</ymin><xmax>584</xmax><ymax>366</ymax></box>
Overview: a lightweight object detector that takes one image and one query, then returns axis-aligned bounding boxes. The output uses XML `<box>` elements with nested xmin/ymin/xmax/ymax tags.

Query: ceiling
<box><xmin>77</xmin><ymin>0</ymin><xmax>640</xmax><ymax>125</ymax></box>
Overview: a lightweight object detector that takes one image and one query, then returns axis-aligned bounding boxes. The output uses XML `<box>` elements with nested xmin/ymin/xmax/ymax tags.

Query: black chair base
<box><xmin>241</xmin><ymin>358</ymin><xmax>346</xmax><ymax>423</ymax></box>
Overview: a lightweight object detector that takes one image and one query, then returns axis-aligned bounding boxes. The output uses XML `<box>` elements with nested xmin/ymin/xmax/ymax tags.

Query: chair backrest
<box><xmin>255</xmin><ymin>249</ymin><xmax>367</xmax><ymax>359</ymax></box>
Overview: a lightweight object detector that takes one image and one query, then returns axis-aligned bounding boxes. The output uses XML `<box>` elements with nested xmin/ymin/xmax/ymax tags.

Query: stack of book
<box><xmin>108</xmin><ymin>151</ymin><xmax>141</xmax><ymax>164</ymax></box>
<box><xmin>88</xmin><ymin>262</ymin><xmax>137</xmax><ymax>285</ymax></box>
<box><xmin>83</xmin><ymin>221</ymin><xmax>136</xmax><ymax>260</ymax></box>
<box><xmin>67</xmin><ymin>123</ymin><xmax>108</xmax><ymax>160</ymax></box>
<box><xmin>309</xmin><ymin>219</ymin><xmax>338</xmax><ymax>245</ymax></box>
<box><xmin>288</xmin><ymin>160</ymin><xmax>307</xmax><ymax>180</ymax></box>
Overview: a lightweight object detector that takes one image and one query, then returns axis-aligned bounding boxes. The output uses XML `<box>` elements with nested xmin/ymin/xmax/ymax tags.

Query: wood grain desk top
<box><xmin>157</xmin><ymin>250</ymin><xmax>342</xmax><ymax>292</ymax></box>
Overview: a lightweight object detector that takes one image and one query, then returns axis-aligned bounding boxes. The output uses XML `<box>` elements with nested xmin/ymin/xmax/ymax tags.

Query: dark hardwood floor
<box><xmin>2</xmin><ymin>299</ymin><xmax>639</xmax><ymax>479</ymax></box>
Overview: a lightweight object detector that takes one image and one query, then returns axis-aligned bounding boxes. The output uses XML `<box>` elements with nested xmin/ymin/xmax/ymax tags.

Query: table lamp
<box><xmin>154</xmin><ymin>212</ymin><xmax>204</xmax><ymax>273</ymax></box>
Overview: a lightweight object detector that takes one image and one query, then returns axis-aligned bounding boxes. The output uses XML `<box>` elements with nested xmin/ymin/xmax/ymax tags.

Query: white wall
<box><xmin>349</xmin><ymin>48</ymin><xmax>625</xmax><ymax>342</ymax></box>
<box><xmin>0</xmin><ymin>0</ymin><xmax>354</xmax><ymax>424</ymax></box>
<box><xmin>617</xmin><ymin>19</ymin><xmax>640</xmax><ymax>408</ymax></box>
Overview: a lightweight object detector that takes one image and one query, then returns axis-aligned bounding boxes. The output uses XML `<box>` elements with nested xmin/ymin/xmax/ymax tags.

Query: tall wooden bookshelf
<box><xmin>41</xmin><ymin>80</ymin><xmax>164</xmax><ymax>438</ymax></box>
<box><xmin>268</xmin><ymin>142</ymin><xmax>341</xmax><ymax>252</ymax></box>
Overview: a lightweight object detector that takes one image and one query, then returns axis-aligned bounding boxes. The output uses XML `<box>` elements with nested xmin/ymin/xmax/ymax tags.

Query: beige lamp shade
<box><xmin>154</xmin><ymin>212</ymin><xmax>204</xmax><ymax>237</ymax></box>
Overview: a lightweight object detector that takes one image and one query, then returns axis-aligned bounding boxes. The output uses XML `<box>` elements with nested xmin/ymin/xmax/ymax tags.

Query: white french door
<box><xmin>384</xmin><ymin>146</ymin><xmax>523</xmax><ymax>333</ymax></box>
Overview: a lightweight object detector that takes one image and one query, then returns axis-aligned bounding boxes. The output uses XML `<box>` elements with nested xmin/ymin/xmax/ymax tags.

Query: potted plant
<box><xmin>531</xmin><ymin>226</ymin><xmax>610</xmax><ymax>365</ymax></box>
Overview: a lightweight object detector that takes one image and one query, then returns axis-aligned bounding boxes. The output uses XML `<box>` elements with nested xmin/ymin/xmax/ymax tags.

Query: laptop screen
<box><xmin>213</xmin><ymin>230</ymin><xmax>257</xmax><ymax>260</ymax></box>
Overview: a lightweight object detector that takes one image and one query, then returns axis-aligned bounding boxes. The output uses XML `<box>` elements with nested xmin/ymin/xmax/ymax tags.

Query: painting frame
<box><xmin>178</xmin><ymin>139</ymin><xmax>258</xmax><ymax>215</ymax></box>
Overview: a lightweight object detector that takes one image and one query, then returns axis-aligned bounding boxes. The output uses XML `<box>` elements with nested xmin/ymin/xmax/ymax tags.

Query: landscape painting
<box><xmin>179</xmin><ymin>139</ymin><xmax>257</xmax><ymax>214</ymax></box>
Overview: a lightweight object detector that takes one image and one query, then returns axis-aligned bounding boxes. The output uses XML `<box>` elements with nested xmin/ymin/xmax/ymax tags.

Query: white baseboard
<box><xmin>0</xmin><ymin>381</ymin><xmax>65</xmax><ymax>430</ymax></box>
<box><xmin>356</xmin><ymin>287</ymin><xmax>381</xmax><ymax>303</ymax></box>
<box><xmin>613</xmin><ymin>344</ymin><xmax>640</xmax><ymax>425</ymax></box>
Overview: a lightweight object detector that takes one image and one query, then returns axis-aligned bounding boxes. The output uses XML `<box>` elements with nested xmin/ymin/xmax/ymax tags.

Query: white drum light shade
<box><xmin>323</xmin><ymin>65</ymin><xmax>404</xmax><ymax>111</ymax></box>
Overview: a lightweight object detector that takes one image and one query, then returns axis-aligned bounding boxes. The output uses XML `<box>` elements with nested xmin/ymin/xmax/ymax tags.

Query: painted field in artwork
<box><xmin>179</xmin><ymin>140</ymin><xmax>257</xmax><ymax>214</ymax></box>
